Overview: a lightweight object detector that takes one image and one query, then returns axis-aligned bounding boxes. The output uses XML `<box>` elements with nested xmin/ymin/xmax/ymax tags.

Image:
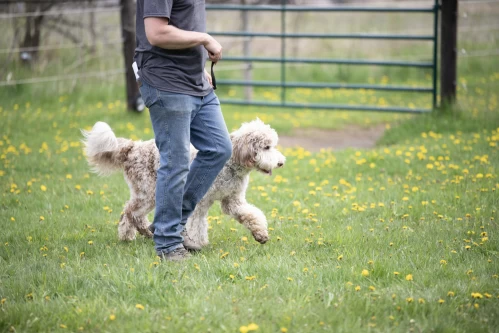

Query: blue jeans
<box><xmin>139</xmin><ymin>81</ymin><xmax>232</xmax><ymax>255</ymax></box>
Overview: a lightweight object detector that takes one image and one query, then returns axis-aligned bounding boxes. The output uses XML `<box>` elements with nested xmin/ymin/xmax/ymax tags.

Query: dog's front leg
<box><xmin>183</xmin><ymin>198</ymin><xmax>214</xmax><ymax>250</ymax></box>
<box><xmin>221</xmin><ymin>197</ymin><xmax>268</xmax><ymax>244</ymax></box>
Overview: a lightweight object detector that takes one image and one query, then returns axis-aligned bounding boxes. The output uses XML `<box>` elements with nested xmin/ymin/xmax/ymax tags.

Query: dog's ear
<box><xmin>231</xmin><ymin>132</ymin><xmax>256</xmax><ymax>168</ymax></box>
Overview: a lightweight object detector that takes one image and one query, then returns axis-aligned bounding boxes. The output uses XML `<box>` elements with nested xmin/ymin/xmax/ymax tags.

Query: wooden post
<box><xmin>241</xmin><ymin>0</ymin><xmax>253</xmax><ymax>101</ymax></box>
<box><xmin>440</xmin><ymin>0</ymin><xmax>458</xmax><ymax>105</ymax></box>
<box><xmin>120</xmin><ymin>0</ymin><xmax>139</xmax><ymax>111</ymax></box>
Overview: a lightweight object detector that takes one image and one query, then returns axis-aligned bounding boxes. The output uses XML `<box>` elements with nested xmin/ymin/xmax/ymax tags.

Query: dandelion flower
<box><xmin>247</xmin><ymin>323</ymin><xmax>259</xmax><ymax>331</ymax></box>
<box><xmin>135</xmin><ymin>304</ymin><xmax>145</xmax><ymax>310</ymax></box>
<box><xmin>406</xmin><ymin>297</ymin><xmax>414</xmax><ymax>303</ymax></box>
<box><xmin>405</xmin><ymin>274</ymin><xmax>413</xmax><ymax>281</ymax></box>
<box><xmin>361</xmin><ymin>269</ymin><xmax>369</xmax><ymax>277</ymax></box>
<box><xmin>438</xmin><ymin>299</ymin><xmax>445</xmax><ymax>304</ymax></box>
<box><xmin>109</xmin><ymin>314</ymin><xmax>116</xmax><ymax>321</ymax></box>
<box><xmin>40</xmin><ymin>185</ymin><xmax>47</xmax><ymax>192</ymax></box>
<box><xmin>447</xmin><ymin>291</ymin><xmax>455</xmax><ymax>297</ymax></box>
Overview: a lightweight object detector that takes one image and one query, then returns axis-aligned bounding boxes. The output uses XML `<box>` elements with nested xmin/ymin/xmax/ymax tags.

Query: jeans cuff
<box><xmin>156</xmin><ymin>243</ymin><xmax>183</xmax><ymax>256</ymax></box>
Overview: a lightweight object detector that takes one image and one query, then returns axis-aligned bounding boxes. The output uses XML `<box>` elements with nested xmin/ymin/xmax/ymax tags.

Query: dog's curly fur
<box><xmin>82</xmin><ymin>119</ymin><xmax>285</xmax><ymax>250</ymax></box>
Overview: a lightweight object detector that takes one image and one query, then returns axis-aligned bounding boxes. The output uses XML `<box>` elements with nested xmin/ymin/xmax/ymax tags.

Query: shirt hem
<box><xmin>141</xmin><ymin>77</ymin><xmax>213</xmax><ymax>97</ymax></box>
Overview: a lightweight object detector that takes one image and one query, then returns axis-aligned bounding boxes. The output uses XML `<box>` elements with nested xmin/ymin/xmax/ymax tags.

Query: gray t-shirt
<box><xmin>135</xmin><ymin>0</ymin><xmax>212</xmax><ymax>96</ymax></box>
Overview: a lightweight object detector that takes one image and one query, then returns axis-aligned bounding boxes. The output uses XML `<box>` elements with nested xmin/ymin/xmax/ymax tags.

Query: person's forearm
<box><xmin>146</xmin><ymin>23</ymin><xmax>209</xmax><ymax>50</ymax></box>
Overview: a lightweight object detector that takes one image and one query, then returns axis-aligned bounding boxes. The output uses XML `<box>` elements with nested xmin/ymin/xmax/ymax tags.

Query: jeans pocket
<box><xmin>139</xmin><ymin>82</ymin><xmax>160</xmax><ymax>108</ymax></box>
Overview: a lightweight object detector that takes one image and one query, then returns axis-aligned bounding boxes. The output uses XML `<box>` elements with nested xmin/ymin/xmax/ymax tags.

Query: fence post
<box><xmin>120</xmin><ymin>0</ymin><xmax>139</xmax><ymax>111</ymax></box>
<box><xmin>440</xmin><ymin>0</ymin><xmax>458</xmax><ymax>105</ymax></box>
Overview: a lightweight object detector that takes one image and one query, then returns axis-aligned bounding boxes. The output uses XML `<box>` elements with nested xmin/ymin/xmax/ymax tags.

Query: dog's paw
<box><xmin>182</xmin><ymin>231</ymin><xmax>205</xmax><ymax>251</ymax></box>
<box><xmin>118</xmin><ymin>230</ymin><xmax>136</xmax><ymax>241</ymax></box>
<box><xmin>252</xmin><ymin>229</ymin><xmax>269</xmax><ymax>244</ymax></box>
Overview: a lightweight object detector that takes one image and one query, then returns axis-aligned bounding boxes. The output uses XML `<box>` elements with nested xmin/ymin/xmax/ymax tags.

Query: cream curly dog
<box><xmin>82</xmin><ymin>119</ymin><xmax>285</xmax><ymax>250</ymax></box>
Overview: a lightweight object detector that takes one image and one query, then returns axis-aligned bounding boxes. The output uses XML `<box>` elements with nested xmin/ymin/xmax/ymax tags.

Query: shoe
<box><xmin>158</xmin><ymin>246</ymin><xmax>191</xmax><ymax>262</ymax></box>
<box><xmin>148</xmin><ymin>223</ymin><xmax>155</xmax><ymax>234</ymax></box>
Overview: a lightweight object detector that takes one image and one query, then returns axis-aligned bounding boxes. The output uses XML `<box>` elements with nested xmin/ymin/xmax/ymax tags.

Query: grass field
<box><xmin>1</xmin><ymin>2</ymin><xmax>499</xmax><ymax>332</ymax></box>
<box><xmin>1</xmin><ymin>73</ymin><xmax>499</xmax><ymax>332</ymax></box>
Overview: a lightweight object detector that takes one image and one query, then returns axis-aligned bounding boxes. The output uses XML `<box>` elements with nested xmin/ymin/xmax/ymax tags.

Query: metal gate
<box><xmin>206</xmin><ymin>0</ymin><xmax>439</xmax><ymax>113</ymax></box>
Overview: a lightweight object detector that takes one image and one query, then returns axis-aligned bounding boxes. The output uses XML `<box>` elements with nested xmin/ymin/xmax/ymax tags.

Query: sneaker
<box><xmin>148</xmin><ymin>223</ymin><xmax>155</xmax><ymax>234</ymax></box>
<box><xmin>158</xmin><ymin>246</ymin><xmax>191</xmax><ymax>262</ymax></box>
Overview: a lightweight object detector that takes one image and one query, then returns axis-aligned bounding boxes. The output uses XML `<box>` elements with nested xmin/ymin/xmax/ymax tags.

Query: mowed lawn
<box><xmin>1</xmin><ymin>83</ymin><xmax>499</xmax><ymax>333</ymax></box>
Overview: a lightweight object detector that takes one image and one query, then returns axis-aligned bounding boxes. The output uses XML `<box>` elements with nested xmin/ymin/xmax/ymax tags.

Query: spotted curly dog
<box><xmin>82</xmin><ymin>119</ymin><xmax>285</xmax><ymax>250</ymax></box>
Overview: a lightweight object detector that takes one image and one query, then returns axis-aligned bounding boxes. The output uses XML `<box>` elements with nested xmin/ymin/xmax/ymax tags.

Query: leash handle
<box><xmin>211</xmin><ymin>62</ymin><xmax>217</xmax><ymax>90</ymax></box>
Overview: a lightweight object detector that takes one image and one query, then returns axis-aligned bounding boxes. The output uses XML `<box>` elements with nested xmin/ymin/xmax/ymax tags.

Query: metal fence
<box><xmin>207</xmin><ymin>0</ymin><xmax>439</xmax><ymax>113</ymax></box>
<box><xmin>1</xmin><ymin>0</ymin><xmax>497</xmax><ymax>112</ymax></box>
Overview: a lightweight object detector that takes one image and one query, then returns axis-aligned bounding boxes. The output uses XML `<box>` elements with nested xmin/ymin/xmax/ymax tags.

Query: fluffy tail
<box><xmin>82</xmin><ymin>122</ymin><xmax>127</xmax><ymax>176</ymax></box>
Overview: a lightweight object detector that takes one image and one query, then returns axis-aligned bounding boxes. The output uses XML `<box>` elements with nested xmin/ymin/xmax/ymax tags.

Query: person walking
<box><xmin>134</xmin><ymin>0</ymin><xmax>232</xmax><ymax>261</ymax></box>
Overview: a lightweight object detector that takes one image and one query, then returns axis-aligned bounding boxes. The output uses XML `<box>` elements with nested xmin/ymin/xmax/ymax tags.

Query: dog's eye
<box><xmin>264</xmin><ymin>146</ymin><xmax>270</xmax><ymax>150</ymax></box>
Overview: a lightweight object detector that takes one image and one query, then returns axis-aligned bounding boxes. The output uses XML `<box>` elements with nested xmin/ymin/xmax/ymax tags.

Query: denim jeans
<box><xmin>139</xmin><ymin>81</ymin><xmax>232</xmax><ymax>255</ymax></box>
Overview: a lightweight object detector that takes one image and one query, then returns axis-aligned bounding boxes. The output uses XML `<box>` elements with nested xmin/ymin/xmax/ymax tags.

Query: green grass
<box><xmin>2</xmin><ymin>4</ymin><xmax>499</xmax><ymax>331</ymax></box>
<box><xmin>1</xmin><ymin>76</ymin><xmax>499</xmax><ymax>332</ymax></box>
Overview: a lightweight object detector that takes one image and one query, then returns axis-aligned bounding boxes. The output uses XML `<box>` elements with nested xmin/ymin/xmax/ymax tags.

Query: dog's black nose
<box><xmin>277</xmin><ymin>162</ymin><xmax>284</xmax><ymax>167</ymax></box>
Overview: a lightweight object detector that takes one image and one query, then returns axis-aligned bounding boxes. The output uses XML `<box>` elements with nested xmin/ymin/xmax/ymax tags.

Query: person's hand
<box><xmin>204</xmin><ymin>35</ymin><xmax>222</xmax><ymax>63</ymax></box>
<box><xmin>204</xmin><ymin>69</ymin><xmax>213</xmax><ymax>87</ymax></box>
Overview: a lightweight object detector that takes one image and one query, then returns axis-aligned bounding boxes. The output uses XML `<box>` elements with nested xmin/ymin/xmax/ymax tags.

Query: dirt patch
<box><xmin>278</xmin><ymin>124</ymin><xmax>386</xmax><ymax>152</ymax></box>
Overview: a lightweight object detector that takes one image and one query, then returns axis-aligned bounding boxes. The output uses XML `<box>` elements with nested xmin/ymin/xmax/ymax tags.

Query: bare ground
<box><xmin>278</xmin><ymin>124</ymin><xmax>386</xmax><ymax>152</ymax></box>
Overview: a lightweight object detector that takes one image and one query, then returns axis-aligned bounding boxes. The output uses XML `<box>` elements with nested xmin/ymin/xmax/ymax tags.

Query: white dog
<box><xmin>82</xmin><ymin>119</ymin><xmax>285</xmax><ymax>250</ymax></box>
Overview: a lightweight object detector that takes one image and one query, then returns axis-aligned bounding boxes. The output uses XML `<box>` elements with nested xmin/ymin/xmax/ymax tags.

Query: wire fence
<box><xmin>0</xmin><ymin>0</ymin><xmax>497</xmax><ymax>88</ymax></box>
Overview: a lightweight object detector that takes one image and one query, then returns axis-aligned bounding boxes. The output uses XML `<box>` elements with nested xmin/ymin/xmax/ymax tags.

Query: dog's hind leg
<box><xmin>118</xmin><ymin>201</ymin><xmax>137</xmax><ymax>241</ymax></box>
<box><xmin>119</xmin><ymin>198</ymin><xmax>154</xmax><ymax>240</ymax></box>
<box><xmin>221</xmin><ymin>196</ymin><xmax>268</xmax><ymax>244</ymax></box>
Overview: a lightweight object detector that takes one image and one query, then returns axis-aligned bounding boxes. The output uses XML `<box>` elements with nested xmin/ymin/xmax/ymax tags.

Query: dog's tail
<box><xmin>82</xmin><ymin>122</ymin><xmax>131</xmax><ymax>176</ymax></box>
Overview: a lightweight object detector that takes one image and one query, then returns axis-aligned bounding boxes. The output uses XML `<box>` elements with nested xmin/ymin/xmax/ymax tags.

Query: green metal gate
<box><xmin>206</xmin><ymin>0</ymin><xmax>440</xmax><ymax>113</ymax></box>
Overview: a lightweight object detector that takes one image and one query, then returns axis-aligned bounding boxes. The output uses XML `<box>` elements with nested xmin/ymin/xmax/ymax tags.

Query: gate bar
<box><xmin>217</xmin><ymin>80</ymin><xmax>432</xmax><ymax>93</ymax></box>
<box><xmin>222</xmin><ymin>56</ymin><xmax>433</xmax><ymax>68</ymax></box>
<box><xmin>209</xmin><ymin>32</ymin><xmax>434</xmax><ymax>40</ymax></box>
<box><xmin>206</xmin><ymin>5</ymin><xmax>434</xmax><ymax>13</ymax></box>
<box><xmin>432</xmin><ymin>0</ymin><xmax>439</xmax><ymax>108</ymax></box>
<box><xmin>218</xmin><ymin>99</ymin><xmax>431</xmax><ymax>113</ymax></box>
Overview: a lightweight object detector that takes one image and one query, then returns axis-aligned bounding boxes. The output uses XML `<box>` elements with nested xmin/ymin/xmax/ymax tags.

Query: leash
<box><xmin>211</xmin><ymin>62</ymin><xmax>217</xmax><ymax>90</ymax></box>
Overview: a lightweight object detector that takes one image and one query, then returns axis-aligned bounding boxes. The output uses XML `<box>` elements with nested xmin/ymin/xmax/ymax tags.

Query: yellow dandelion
<box><xmin>135</xmin><ymin>304</ymin><xmax>145</xmax><ymax>310</ymax></box>
<box><xmin>361</xmin><ymin>269</ymin><xmax>370</xmax><ymax>277</ymax></box>
<box><xmin>40</xmin><ymin>185</ymin><xmax>47</xmax><ymax>192</ymax></box>
<box><xmin>438</xmin><ymin>299</ymin><xmax>445</xmax><ymax>304</ymax></box>
<box><xmin>471</xmin><ymin>292</ymin><xmax>483</xmax><ymax>299</ymax></box>
<box><xmin>406</xmin><ymin>297</ymin><xmax>413</xmax><ymax>303</ymax></box>
<box><xmin>109</xmin><ymin>314</ymin><xmax>116</xmax><ymax>321</ymax></box>
<box><xmin>247</xmin><ymin>323</ymin><xmax>259</xmax><ymax>331</ymax></box>
<box><xmin>405</xmin><ymin>274</ymin><xmax>413</xmax><ymax>281</ymax></box>
<box><xmin>418</xmin><ymin>298</ymin><xmax>425</xmax><ymax>304</ymax></box>
<box><xmin>448</xmin><ymin>291</ymin><xmax>455</xmax><ymax>297</ymax></box>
